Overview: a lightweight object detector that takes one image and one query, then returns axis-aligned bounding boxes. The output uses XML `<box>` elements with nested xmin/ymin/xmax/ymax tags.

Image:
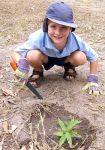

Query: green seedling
<box><xmin>54</xmin><ymin>118</ymin><xmax>81</xmax><ymax>148</ymax></box>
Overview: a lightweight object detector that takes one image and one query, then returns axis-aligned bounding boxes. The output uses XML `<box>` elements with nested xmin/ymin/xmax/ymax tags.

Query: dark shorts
<box><xmin>43</xmin><ymin>56</ymin><xmax>67</xmax><ymax>70</ymax></box>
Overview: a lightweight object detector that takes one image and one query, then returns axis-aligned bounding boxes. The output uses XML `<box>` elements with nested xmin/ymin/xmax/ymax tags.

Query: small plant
<box><xmin>54</xmin><ymin>118</ymin><xmax>81</xmax><ymax>148</ymax></box>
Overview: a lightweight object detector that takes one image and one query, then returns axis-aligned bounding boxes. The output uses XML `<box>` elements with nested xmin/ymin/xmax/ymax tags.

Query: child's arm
<box><xmin>90</xmin><ymin>60</ymin><xmax>98</xmax><ymax>74</ymax></box>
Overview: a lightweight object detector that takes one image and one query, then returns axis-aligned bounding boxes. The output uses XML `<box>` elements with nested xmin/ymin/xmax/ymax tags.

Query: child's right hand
<box><xmin>15</xmin><ymin>58</ymin><xmax>30</xmax><ymax>82</ymax></box>
<box><xmin>82</xmin><ymin>74</ymin><xmax>102</xmax><ymax>95</ymax></box>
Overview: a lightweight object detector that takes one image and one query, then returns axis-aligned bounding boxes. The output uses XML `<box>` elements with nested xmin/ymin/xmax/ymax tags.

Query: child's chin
<box><xmin>53</xmin><ymin>39</ymin><xmax>63</xmax><ymax>44</ymax></box>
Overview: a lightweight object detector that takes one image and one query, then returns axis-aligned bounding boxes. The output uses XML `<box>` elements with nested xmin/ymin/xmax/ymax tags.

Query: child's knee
<box><xmin>67</xmin><ymin>51</ymin><xmax>87</xmax><ymax>65</ymax></box>
<box><xmin>75</xmin><ymin>51</ymin><xmax>87</xmax><ymax>64</ymax></box>
<box><xmin>26</xmin><ymin>50</ymin><xmax>48</xmax><ymax>64</ymax></box>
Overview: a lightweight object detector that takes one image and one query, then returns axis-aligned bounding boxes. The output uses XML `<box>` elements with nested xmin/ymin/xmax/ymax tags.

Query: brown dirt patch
<box><xmin>30</xmin><ymin>103</ymin><xmax>96</xmax><ymax>150</ymax></box>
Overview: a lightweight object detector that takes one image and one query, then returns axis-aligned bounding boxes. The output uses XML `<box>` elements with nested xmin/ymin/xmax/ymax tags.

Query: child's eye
<box><xmin>50</xmin><ymin>25</ymin><xmax>56</xmax><ymax>28</ymax></box>
<box><xmin>62</xmin><ymin>26</ymin><xmax>68</xmax><ymax>29</ymax></box>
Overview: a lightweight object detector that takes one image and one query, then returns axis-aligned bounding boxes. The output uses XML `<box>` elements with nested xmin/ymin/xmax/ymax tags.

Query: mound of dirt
<box><xmin>30</xmin><ymin>103</ymin><xmax>96</xmax><ymax>150</ymax></box>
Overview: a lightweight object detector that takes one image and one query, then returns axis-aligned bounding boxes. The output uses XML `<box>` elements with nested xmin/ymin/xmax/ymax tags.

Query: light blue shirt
<box><xmin>17</xmin><ymin>29</ymin><xmax>98</xmax><ymax>62</ymax></box>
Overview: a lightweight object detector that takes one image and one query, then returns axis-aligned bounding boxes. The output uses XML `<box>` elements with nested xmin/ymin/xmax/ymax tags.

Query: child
<box><xmin>10</xmin><ymin>2</ymin><xmax>102</xmax><ymax>95</ymax></box>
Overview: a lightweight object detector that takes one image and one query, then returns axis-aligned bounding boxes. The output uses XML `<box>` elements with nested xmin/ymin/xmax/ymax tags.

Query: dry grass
<box><xmin>0</xmin><ymin>0</ymin><xmax>53</xmax><ymax>47</ymax></box>
<box><xmin>1</xmin><ymin>0</ymin><xmax>105</xmax><ymax>47</ymax></box>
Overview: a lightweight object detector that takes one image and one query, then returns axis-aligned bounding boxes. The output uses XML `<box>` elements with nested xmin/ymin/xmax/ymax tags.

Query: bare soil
<box><xmin>0</xmin><ymin>0</ymin><xmax>105</xmax><ymax>150</ymax></box>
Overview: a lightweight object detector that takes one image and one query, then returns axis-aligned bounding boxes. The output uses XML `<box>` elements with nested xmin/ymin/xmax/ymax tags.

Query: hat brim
<box><xmin>48</xmin><ymin>18</ymin><xmax>77</xmax><ymax>28</ymax></box>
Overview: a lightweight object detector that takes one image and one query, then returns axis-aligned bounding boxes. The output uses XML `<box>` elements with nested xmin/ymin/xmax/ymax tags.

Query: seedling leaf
<box><xmin>54</xmin><ymin>131</ymin><xmax>64</xmax><ymax>137</ymax></box>
<box><xmin>55</xmin><ymin>118</ymin><xmax>81</xmax><ymax>148</ymax></box>
<box><xmin>67</xmin><ymin>118</ymin><xmax>81</xmax><ymax>130</ymax></box>
<box><xmin>65</xmin><ymin>132</ymin><xmax>71</xmax><ymax>141</ymax></box>
<box><xmin>70</xmin><ymin>130</ymin><xmax>81</xmax><ymax>138</ymax></box>
<box><xmin>64</xmin><ymin>132</ymin><xmax>73</xmax><ymax>147</ymax></box>
<box><xmin>59</xmin><ymin>133</ymin><xmax>67</xmax><ymax>147</ymax></box>
<box><xmin>58</xmin><ymin>118</ymin><xmax>66</xmax><ymax>131</ymax></box>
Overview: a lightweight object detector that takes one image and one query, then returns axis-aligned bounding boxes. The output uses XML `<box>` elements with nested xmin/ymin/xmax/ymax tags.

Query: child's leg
<box><xmin>63</xmin><ymin>51</ymin><xmax>87</xmax><ymax>80</ymax></box>
<box><xmin>65</xmin><ymin>51</ymin><xmax>87</xmax><ymax>66</ymax></box>
<box><xmin>26</xmin><ymin>50</ymin><xmax>48</xmax><ymax>87</ymax></box>
<box><xmin>26</xmin><ymin>50</ymin><xmax>48</xmax><ymax>71</ymax></box>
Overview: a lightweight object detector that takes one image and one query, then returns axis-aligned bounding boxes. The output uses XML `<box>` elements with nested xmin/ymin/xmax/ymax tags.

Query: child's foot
<box><xmin>28</xmin><ymin>69</ymin><xmax>44</xmax><ymax>88</ymax></box>
<box><xmin>63</xmin><ymin>63</ymin><xmax>77</xmax><ymax>80</ymax></box>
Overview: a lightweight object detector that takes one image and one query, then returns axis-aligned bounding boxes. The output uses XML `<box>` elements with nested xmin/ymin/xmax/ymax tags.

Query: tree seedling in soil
<box><xmin>54</xmin><ymin>118</ymin><xmax>81</xmax><ymax>148</ymax></box>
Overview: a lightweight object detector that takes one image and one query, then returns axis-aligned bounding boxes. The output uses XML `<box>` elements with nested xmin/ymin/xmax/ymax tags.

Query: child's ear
<box><xmin>70</xmin><ymin>27</ymin><xmax>72</xmax><ymax>31</ymax></box>
<box><xmin>69</xmin><ymin>27</ymin><xmax>72</xmax><ymax>32</ymax></box>
<box><xmin>70</xmin><ymin>27</ymin><xmax>72</xmax><ymax>32</ymax></box>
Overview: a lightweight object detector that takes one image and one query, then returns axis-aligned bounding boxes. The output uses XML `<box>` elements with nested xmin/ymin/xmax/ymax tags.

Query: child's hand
<box><xmin>82</xmin><ymin>75</ymin><xmax>102</xmax><ymax>95</ymax></box>
<box><xmin>15</xmin><ymin>58</ymin><xmax>30</xmax><ymax>82</ymax></box>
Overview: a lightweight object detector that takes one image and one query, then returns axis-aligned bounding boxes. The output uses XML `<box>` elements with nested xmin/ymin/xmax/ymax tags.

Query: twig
<box><xmin>46</xmin><ymin>134</ymin><xmax>58</xmax><ymax>146</ymax></box>
<box><xmin>39</xmin><ymin>109</ymin><xmax>46</xmax><ymax>140</ymax></box>
<box><xmin>32</xmin><ymin>131</ymin><xmax>40</xmax><ymax>150</ymax></box>
<box><xmin>77</xmin><ymin>134</ymin><xmax>88</xmax><ymax>150</ymax></box>
<box><xmin>0</xmin><ymin>135</ymin><xmax>5</xmax><ymax>150</ymax></box>
<box><xmin>36</xmin><ymin>103</ymin><xmax>57</xmax><ymax>118</ymax></box>
<box><xmin>15</xmin><ymin>114</ymin><xmax>31</xmax><ymax>139</ymax></box>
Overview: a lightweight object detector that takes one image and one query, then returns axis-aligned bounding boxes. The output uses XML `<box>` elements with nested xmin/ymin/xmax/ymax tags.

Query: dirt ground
<box><xmin>0</xmin><ymin>0</ymin><xmax>105</xmax><ymax>150</ymax></box>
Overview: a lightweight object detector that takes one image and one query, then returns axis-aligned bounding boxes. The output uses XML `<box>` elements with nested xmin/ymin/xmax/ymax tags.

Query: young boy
<box><xmin>10</xmin><ymin>2</ymin><xmax>102</xmax><ymax>95</ymax></box>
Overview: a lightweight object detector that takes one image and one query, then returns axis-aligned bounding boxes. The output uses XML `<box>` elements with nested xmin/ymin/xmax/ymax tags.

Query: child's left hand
<box><xmin>82</xmin><ymin>75</ymin><xmax>102</xmax><ymax>95</ymax></box>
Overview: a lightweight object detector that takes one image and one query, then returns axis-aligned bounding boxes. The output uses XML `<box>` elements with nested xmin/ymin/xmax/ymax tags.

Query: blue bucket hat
<box><xmin>43</xmin><ymin>2</ymin><xmax>77</xmax><ymax>32</ymax></box>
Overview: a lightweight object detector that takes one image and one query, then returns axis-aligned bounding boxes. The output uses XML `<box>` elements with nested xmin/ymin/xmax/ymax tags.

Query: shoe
<box><xmin>63</xmin><ymin>63</ymin><xmax>77</xmax><ymax>81</ymax></box>
<box><xmin>28</xmin><ymin>68</ymin><xmax>44</xmax><ymax>88</ymax></box>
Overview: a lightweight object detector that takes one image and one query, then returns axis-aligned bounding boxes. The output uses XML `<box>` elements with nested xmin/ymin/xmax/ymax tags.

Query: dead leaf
<box><xmin>29</xmin><ymin>142</ymin><xmax>34</xmax><ymax>150</ymax></box>
<box><xmin>1</xmin><ymin>88</ymin><xmax>15</xmax><ymax>97</ymax></box>
<box><xmin>0</xmin><ymin>74</ymin><xmax>3</xmax><ymax>79</ymax></box>
<box><xmin>84</xmin><ymin>103</ymin><xmax>98</xmax><ymax>111</ymax></box>
<box><xmin>20</xmin><ymin>146</ymin><xmax>26</xmax><ymax>150</ymax></box>
<box><xmin>77</xmin><ymin>146</ymin><xmax>85</xmax><ymax>150</ymax></box>
<box><xmin>0</xmin><ymin>135</ymin><xmax>5</xmax><ymax>150</ymax></box>
<box><xmin>2</xmin><ymin>121</ymin><xmax>9</xmax><ymax>133</ymax></box>
<box><xmin>6</xmin><ymin>99</ymin><xmax>16</xmax><ymax>105</ymax></box>
<box><xmin>9</xmin><ymin>125</ymin><xmax>17</xmax><ymax>133</ymax></box>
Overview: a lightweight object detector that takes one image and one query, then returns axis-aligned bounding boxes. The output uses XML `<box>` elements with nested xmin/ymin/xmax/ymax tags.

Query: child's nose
<box><xmin>55</xmin><ymin>28</ymin><xmax>61</xmax><ymax>35</ymax></box>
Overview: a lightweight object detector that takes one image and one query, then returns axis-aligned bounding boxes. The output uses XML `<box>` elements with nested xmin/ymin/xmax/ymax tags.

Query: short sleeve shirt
<box><xmin>16</xmin><ymin>29</ymin><xmax>98</xmax><ymax>62</ymax></box>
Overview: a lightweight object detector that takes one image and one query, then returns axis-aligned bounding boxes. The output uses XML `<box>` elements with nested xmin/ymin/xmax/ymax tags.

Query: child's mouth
<box><xmin>54</xmin><ymin>36</ymin><xmax>62</xmax><ymax>39</ymax></box>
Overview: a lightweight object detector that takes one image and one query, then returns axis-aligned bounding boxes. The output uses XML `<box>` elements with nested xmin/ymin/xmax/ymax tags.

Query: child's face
<box><xmin>48</xmin><ymin>20</ymin><xmax>72</xmax><ymax>48</ymax></box>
